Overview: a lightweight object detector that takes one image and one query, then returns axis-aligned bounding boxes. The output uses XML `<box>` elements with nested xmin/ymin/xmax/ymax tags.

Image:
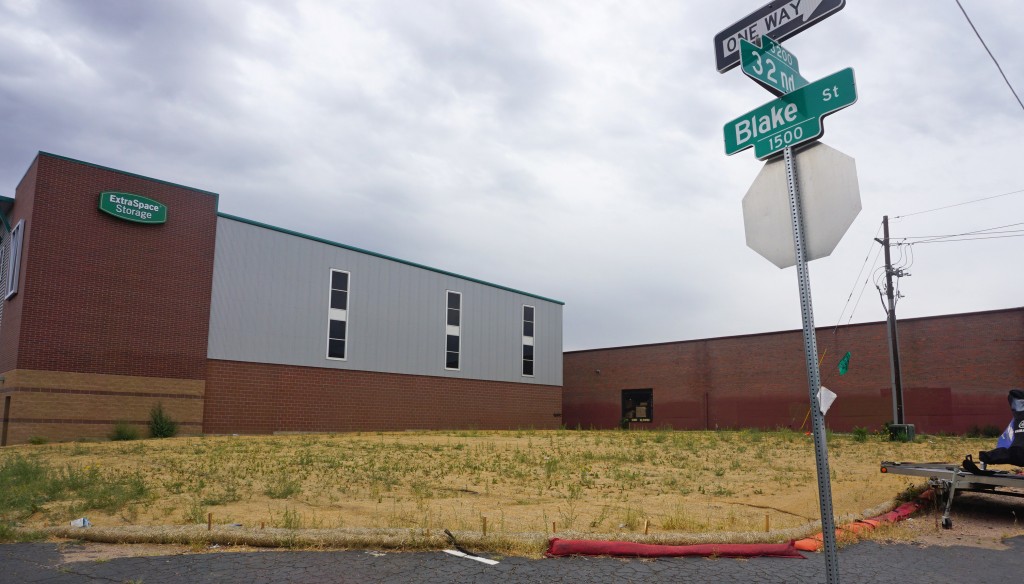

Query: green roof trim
<box><xmin>0</xmin><ymin>196</ymin><xmax>13</xmax><ymax>233</ymax></box>
<box><xmin>217</xmin><ymin>212</ymin><xmax>565</xmax><ymax>305</ymax></box>
<box><xmin>38</xmin><ymin>152</ymin><xmax>221</xmax><ymax>201</ymax></box>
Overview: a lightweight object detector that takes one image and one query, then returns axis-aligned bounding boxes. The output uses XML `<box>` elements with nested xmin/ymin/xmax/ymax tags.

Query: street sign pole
<box><xmin>784</xmin><ymin>145</ymin><xmax>839</xmax><ymax>583</ymax></box>
<box><xmin>716</xmin><ymin>5</ymin><xmax>851</xmax><ymax>579</ymax></box>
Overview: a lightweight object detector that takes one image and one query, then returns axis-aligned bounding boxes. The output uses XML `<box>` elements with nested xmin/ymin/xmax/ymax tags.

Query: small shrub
<box><xmin>981</xmin><ymin>424</ymin><xmax>1002</xmax><ymax>438</ymax></box>
<box><xmin>280</xmin><ymin>507</ymin><xmax>302</xmax><ymax>529</ymax></box>
<box><xmin>662</xmin><ymin>507</ymin><xmax>710</xmax><ymax>532</ymax></box>
<box><xmin>148</xmin><ymin>402</ymin><xmax>178</xmax><ymax>438</ymax></box>
<box><xmin>851</xmin><ymin>427</ymin><xmax>869</xmax><ymax>442</ymax></box>
<box><xmin>27</xmin><ymin>436</ymin><xmax>48</xmax><ymax>445</ymax></box>
<box><xmin>0</xmin><ymin>522</ymin><xmax>46</xmax><ymax>543</ymax></box>
<box><xmin>894</xmin><ymin>482</ymin><xmax>928</xmax><ymax>503</ymax></box>
<box><xmin>621</xmin><ymin>506</ymin><xmax>646</xmax><ymax>530</ymax></box>
<box><xmin>109</xmin><ymin>422</ymin><xmax>139</xmax><ymax>441</ymax></box>
<box><xmin>0</xmin><ymin>455</ymin><xmax>149</xmax><ymax>521</ymax></box>
<box><xmin>184</xmin><ymin>497</ymin><xmax>206</xmax><ymax>524</ymax></box>
<box><xmin>966</xmin><ymin>424</ymin><xmax>1002</xmax><ymax>438</ymax></box>
<box><xmin>264</xmin><ymin>477</ymin><xmax>302</xmax><ymax>499</ymax></box>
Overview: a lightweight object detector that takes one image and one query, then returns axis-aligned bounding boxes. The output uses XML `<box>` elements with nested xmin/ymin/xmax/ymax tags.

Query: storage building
<box><xmin>0</xmin><ymin>152</ymin><xmax>563</xmax><ymax>445</ymax></box>
<box><xmin>563</xmin><ymin>307</ymin><xmax>1023</xmax><ymax>434</ymax></box>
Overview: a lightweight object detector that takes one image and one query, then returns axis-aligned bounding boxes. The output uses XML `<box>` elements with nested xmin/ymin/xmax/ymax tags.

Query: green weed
<box><xmin>109</xmin><ymin>422</ymin><xmax>140</xmax><ymax>441</ymax></box>
<box><xmin>148</xmin><ymin>403</ymin><xmax>178</xmax><ymax>438</ymax></box>
<box><xmin>264</xmin><ymin>476</ymin><xmax>302</xmax><ymax>499</ymax></box>
<box><xmin>0</xmin><ymin>455</ymin><xmax>149</xmax><ymax>521</ymax></box>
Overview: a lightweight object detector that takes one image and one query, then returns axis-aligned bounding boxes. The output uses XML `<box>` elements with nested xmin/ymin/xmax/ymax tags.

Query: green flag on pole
<box><xmin>838</xmin><ymin>351</ymin><xmax>851</xmax><ymax>375</ymax></box>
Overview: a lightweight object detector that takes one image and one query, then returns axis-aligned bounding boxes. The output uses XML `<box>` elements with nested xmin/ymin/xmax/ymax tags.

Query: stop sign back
<box><xmin>742</xmin><ymin>142</ymin><xmax>860</xmax><ymax>269</ymax></box>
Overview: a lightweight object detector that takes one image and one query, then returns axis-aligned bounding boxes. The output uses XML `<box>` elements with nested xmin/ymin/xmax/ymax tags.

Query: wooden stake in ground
<box><xmin>552</xmin><ymin>521</ymin><xmax>556</xmax><ymax>534</ymax></box>
<box><xmin>482</xmin><ymin>516</ymin><xmax>487</xmax><ymax>537</ymax></box>
<box><xmin>207</xmin><ymin>513</ymin><xmax>212</xmax><ymax>531</ymax></box>
<box><xmin>765</xmin><ymin>513</ymin><xmax>771</xmax><ymax>532</ymax></box>
<box><xmin>644</xmin><ymin>519</ymin><xmax>649</xmax><ymax>535</ymax></box>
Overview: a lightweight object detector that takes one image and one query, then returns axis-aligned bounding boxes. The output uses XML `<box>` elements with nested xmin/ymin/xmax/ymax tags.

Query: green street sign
<box><xmin>723</xmin><ymin>67</ymin><xmax>857</xmax><ymax>159</ymax></box>
<box><xmin>740</xmin><ymin>35</ymin><xmax>807</xmax><ymax>96</ymax></box>
<box><xmin>99</xmin><ymin>192</ymin><xmax>167</xmax><ymax>224</ymax></box>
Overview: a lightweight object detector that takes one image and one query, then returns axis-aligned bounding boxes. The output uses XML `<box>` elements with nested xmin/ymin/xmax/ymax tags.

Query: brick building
<box><xmin>0</xmin><ymin>153</ymin><xmax>563</xmax><ymax>445</ymax></box>
<box><xmin>563</xmin><ymin>307</ymin><xmax>1024</xmax><ymax>434</ymax></box>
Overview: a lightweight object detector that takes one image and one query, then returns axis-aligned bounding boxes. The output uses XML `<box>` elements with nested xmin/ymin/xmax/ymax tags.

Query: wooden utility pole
<box><xmin>875</xmin><ymin>216</ymin><xmax>905</xmax><ymax>424</ymax></box>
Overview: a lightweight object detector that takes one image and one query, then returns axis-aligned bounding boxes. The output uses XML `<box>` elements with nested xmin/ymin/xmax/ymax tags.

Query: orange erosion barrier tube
<box><xmin>794</xmin><ymin>490</ymin><xmax>935</xmax><ymax>552</ymax></box>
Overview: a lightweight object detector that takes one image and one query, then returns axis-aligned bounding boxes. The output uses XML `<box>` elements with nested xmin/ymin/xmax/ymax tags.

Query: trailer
<box><xmin>880</xmin><ymin>461</ymin><xmax>1024</xmax><ymax>529</ymax></box>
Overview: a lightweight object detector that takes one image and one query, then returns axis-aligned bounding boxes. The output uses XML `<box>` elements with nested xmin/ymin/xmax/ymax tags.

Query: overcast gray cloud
<box><xmin>1</xmin><ymin>0</ymin><xmax>1021</xmax><ymax>350</ymax></box>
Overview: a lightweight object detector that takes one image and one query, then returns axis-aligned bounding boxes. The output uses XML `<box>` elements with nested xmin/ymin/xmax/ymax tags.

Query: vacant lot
<box><xmin>0</xmin><ymin>430</ymin><xmax>1002</xmax><ymax>544</ymax></box>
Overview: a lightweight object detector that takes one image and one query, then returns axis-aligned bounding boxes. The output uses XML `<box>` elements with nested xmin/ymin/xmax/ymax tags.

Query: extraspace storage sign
<box><xmin>99</xmin><ymin>192</ymin><xmax>168</xmax><ymax>224</ymax></box>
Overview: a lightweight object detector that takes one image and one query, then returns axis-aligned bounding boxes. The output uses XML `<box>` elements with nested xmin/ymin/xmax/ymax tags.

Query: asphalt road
<box><xmin>4</xmin><ymin>537</ymin><xmax>1023</xmax><ymax>584</ymax></box>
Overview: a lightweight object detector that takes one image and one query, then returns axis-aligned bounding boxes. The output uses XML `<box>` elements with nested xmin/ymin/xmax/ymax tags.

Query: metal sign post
<box><xmin>784</xmin><ymin>145</ymin><xmax>839</xmax><ymax>582</ymax></box>
<box><xmin>717</xmin><ymin>6</ymin><xmax>854</xmax><ymax>580</ymax></box>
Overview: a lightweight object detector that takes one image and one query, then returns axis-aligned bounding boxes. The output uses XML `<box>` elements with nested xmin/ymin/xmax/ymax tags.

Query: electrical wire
<box><xmin>833</xmin><ymin>221</ymin><xmax>884</xmax><ymax>332</ymax></box>
<box><xmin>894</xmin><ymin>188</ymin><xmax>1024</xmax><ymax>219</ymax></box>
<box><xmin>900</xmin><ymin>229</ymin><xmax>1024</xmax><ymax>239</ymax></box>
<box><xmin>955</xmin><ymin>0</ymin><xmax>1024</xmax><ymax>114</ymax></box>
<box><xmin>846</xmin><ymin>244</ymin><xmax>884</xmax><ymax>326</ymax></box>
<box><xmin>904</xmin><ymin>221</ymin><xmax>1024</xmax><ymax>244</ymax></box>
<box><xmin>907</xmin><ymin>233</ymin><xmax>1024</xmax><ymax>244</ymax></box>
<box><xmin>871</xmin><ymin>260</ymin><xmax>891</xmax><ymax>313</ymax></box>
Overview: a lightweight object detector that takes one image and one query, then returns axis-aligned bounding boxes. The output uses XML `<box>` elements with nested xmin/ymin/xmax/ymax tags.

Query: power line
<box><xmin>894</xmin><ymin>188</ymin><xmax>1024</xmax><ymax>219</ymax></box>
<box><xmin>903</xmin><ymin>233</ymin><xmax>1024</xmax><ymax>245</ymax></box>
<box><xmin>901</xmin><ymin>229</ymin><xmax>1024</xmax><ymax>239</ymax></box>
<box><xmin>898</xmin><ymin>221</ymin><xmax>1024</xmax><ymax>244</ymax></box>
<box><xmin>955</xmin><ymin>0</ymin><xmax>1024</xmax><ymax>114</ymax></box>
<box><xmin>845</xmin><ymin>244</ymin><xmax>884</xmax><ymax>327</ymax></box>
<box><xmin>833</xmin><ymin>221</ymin><xmax>883</xmax><ymax>332</ymax></box>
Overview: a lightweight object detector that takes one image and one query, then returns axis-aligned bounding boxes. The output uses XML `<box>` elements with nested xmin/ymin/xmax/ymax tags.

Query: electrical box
<box><xmin>888</xmin><ymin>423</ymin><xmax>916</xmax><ymax>442</ymax></box>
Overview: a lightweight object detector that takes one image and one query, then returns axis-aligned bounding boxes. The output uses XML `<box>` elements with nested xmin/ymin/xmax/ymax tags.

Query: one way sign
<box><xmin>714</xmin><ymin>0</ymin><xmax>845</xmax><ymax>72</ymax></box>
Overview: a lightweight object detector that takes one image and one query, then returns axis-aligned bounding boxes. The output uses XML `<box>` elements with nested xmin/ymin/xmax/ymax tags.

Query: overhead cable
<box><xmin>895</xmin><ymin>188</ymin><xmax>1024</xmax><ymax>219</ymax></box>
<box><xmin>833</xmin><ymin>221</ymin><xmax>883</xmax><ymax>332</ymax></box>
<box><xmin>955</xmin><ymin>0</ymin><xmax>1024</xmax><ymax>114</ymax></box>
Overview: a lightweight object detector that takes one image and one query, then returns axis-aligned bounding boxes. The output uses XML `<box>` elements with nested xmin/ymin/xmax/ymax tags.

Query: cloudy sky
<box><xmin>1</xmin><ymin>0</ymin><xmax>1021</xmax><ymax>351</ymax></box>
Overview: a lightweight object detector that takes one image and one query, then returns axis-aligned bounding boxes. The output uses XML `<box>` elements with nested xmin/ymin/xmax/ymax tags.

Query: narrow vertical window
<box><xmin>445</xmin><ymin>291</ymin><xmax>461</xmax><ymax>370</ymax></box>
<box><xmin>5</xmin><ymin>220</ymin><xmax>24</xmax><ymax>300</ymax></box>
<box><xmin>327</xmin><ymin>269</ymin><xmax>349</xmax><ymax>360</ymax></box>
<box><xmin>522</xmin><ymin>304</ymin><xmax>535</xmax><ymax>376</ymax></box>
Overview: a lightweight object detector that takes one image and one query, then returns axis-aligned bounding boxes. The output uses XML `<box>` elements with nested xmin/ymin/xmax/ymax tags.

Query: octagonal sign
<box><xmin>742</xmin><ymin>142</ymin><xmax>860</xmax><ymax>269</ymax></box>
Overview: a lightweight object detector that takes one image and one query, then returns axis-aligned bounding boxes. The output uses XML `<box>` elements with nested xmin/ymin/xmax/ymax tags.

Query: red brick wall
<box><xmin>563</xmin><ymin>307</ymin><xmax>1024</xmax><ymax>434</ymax></box>
<box><xmin>204</xmin><ymin>359</ymin><xmax>563</xmax><ymax>434</ymax></box>
<box><xmin>8</xmin><ymin>153</ymin><xmax>218</xmax><ymax>379</ymax></box>
<box><xmin>0</xmin><ymin>157</ymin><xmax>38</xmax><ymax>373</ymax></box>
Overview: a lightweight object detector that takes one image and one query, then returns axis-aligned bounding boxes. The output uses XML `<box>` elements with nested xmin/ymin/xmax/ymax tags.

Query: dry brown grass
<box><xmin>1</xmin><ymin>429</ymin><xmax>995</xmax><ymax>553</ymax></box>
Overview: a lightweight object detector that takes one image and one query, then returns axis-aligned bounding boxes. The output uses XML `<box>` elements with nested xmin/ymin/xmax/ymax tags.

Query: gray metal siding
<box><xmin>208</xmin><ymin>217</ymin><xmax>562</xmax><ymax>385</ymax></box>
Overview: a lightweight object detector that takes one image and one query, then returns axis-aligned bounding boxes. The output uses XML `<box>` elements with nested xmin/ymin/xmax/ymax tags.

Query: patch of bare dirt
<box><xmin>872</xmin><ymin>489</ymin><xmax>1024</xmax><ymax>549</ymax></box>
<box><xmin>57</xmin><ymin>541</ymin><xmax>191</xmax><ymax>563</ymax></box>
<box><xmin>55</xmin><ymin>540</ymin><xmax>271</xmax><ymax>564</ymax></box>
